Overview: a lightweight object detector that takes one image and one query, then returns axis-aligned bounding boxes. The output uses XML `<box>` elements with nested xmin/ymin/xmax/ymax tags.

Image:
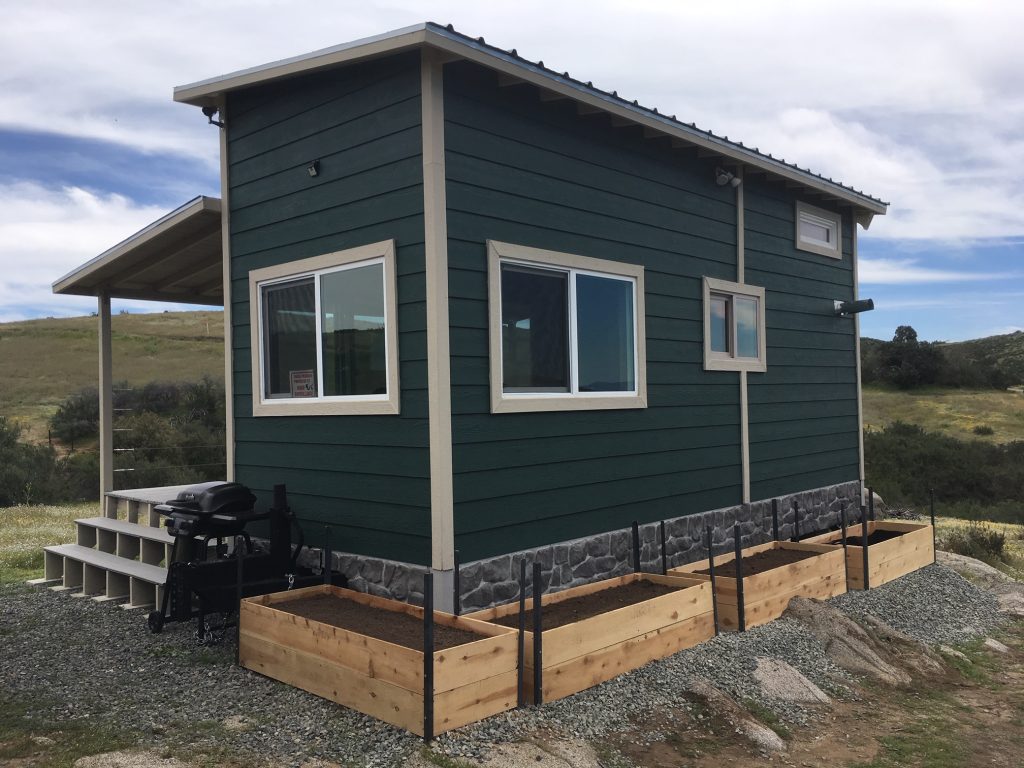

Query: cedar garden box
<box><xmin>466</xmin><ymin>572</ymin><xmax>714</xmax><ymax>703</ymax></box>
<box><xmin>805</xmin><ymin>520</ymin><xmax>934</xmax><ymax>590</ymax></box>
<box><xmin>670</xmin><ymin>541</ymin><xmax>847</xmax><ymax>630</ymax></box>
<box><xmin>239</xmin><ymin>585</ymin><xmax>517</xmax><ymax>736</ymax></box>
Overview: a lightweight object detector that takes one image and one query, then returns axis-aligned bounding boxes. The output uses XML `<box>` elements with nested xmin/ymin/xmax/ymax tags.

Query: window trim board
<box><xmin>487</xmin><ymin>240</ymin><xmax>648</xmax><ymax>414</ymax></box>
<box><xmin>247</xmin><ymin>239</ymin><xmax>400</xmax><ymax>416</ymax></box>
<box><xmin>795</xmin><ymin>201</ymin><xmax>842</xmax><ymax>259</ymax></box>
<box><xmin>702</xmin><ymin>276</ymin><xmax>767</xmax><ymax>373</ymax></box>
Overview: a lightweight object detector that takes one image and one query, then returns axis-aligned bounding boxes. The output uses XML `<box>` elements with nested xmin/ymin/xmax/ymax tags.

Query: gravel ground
<box><xmin>0</xmin><ymin>562</ymin><xmax>1006</xmax><ymax>767</ymax></box>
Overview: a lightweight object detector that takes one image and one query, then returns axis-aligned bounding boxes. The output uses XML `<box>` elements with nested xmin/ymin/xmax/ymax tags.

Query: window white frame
<box><xmin>248</xmin><ymin>240</ymin><xmax>400</xmax><ymax>416</ymax></box>
<box><xmin>487</xmin><ymin>240</ymin><xmax>647</xmax><ymax>413</ymax></box>
<box><xmin>703</xmin><ymin>276</ymin><xmax>767</xmax><ymax>373</ymax></box>
<box><xmin>795</xmin><ymin>201</ymin><xmax>842</xmax><ymax>259</ymax></box>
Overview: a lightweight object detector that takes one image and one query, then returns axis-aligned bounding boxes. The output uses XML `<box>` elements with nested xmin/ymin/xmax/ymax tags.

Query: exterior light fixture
<box><xmin>715</xmin><ymin>167</ymin><xmax>741</xmax><ymax>188</ymax></box>
<box><xmin>834</xmin><ymin>298</ymin><xmax>874</xmax><ymax>316</ymax></box>
<box><xmin>307</xmin><ymin>160</ymin><xmax>320</xmax><ymax>177</ymax></box>
<box><xmin>201</xmin><ymin>105</ymin><xmax>224</xmax><ymax>127</ymax></box>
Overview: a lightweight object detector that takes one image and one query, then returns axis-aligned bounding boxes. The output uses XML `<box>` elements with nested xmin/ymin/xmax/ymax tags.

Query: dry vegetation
<box><xmin>863</xmin><ymin>385</ymin><xmax>1024</xmax><ymax>444</ymax></box>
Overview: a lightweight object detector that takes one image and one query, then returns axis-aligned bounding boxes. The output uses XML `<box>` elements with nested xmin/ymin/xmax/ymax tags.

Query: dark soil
<box><xmin>844</xmin><ymin>529</ymin><xmax>906</xmax><ymax>547</ymax></box>
<box><xmin>274</xmin><ymin>594</ymin><xmax>482</xmax><ymax>651</ymax></box>
<box><xmin>694</xmin><ymin>547</ymin><xmax>820</xmax><ymax>577</ymax></box>
<box><xmin>491</xmin><ymin>579</ymin><xmax>681</xmax><ymax>631</ymax></box>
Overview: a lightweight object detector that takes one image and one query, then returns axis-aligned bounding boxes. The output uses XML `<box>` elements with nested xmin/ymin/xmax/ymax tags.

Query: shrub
<box><xmin>939</xmin><ymin>522</ymin><xmax>1006</xmax><ymax>564</ymax></box>
<box><xmin>972</xmin><ymin>425</ymin><xmax>994</xmax><ymax>436</ymax></box>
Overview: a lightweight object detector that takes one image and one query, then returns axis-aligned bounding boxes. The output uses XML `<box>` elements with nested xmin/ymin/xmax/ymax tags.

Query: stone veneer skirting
<box><xmin>295</xmin><ymin>480</ymin><xmax>862</xmax><ymax>612</ymax></box>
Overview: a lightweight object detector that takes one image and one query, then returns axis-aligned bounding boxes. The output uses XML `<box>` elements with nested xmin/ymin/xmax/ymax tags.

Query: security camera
<box><xmin>834</xmin><ymin>298</ymin><xmax>874</xmax><ymax>316</ymax></box>
<box><xmin>201</xmin><ymin>105</ymin><xmax>224</xmax><ymax>127</ymax></box>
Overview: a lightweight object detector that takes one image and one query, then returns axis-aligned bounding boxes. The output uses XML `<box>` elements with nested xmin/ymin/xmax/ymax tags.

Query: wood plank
<box><xmin>433</xmin><ymin>631</ymin><xmax>518</xmax><ymax>694</ymax></box>
<box><xmin>433</xmin><ymin>670</ymin><xmax>518</xmax><ymax>734</ymax></box>
<box><xmin>239</xmin><ymin>631</ymin><xmax>424</xmax><ymax>735</ymax></box>
<box><xmin>742</xmin><ymin>548</ymin><xmax>846</xmax><ymax>602</ymax></box>
<box><xmin>536</xmin><ymin>612</ymin><xmax>716</xmax><ymax>702</ymax></box>
<box><xmin>240</xmin><ymin>600</ymin><xmax>423</xmax><ymax>693</ymax></box>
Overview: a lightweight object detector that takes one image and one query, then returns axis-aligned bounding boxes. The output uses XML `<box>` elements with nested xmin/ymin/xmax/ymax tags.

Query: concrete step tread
<box><xmin>77</xmin><ymin>516</ymin><xmax>172</xmax><ymax>544</ymax></box>
<box><xmin>44</xmin><ymin>543</ymin><xmax>167</xmax><ymax>584</ymax></box>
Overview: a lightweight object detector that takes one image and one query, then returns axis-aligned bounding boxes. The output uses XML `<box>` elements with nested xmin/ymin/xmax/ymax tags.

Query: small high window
<box><xmin>248</xmin><ymin>241</ymin><xmax>399</xmax><ymax>416</ymax></box>
<box><xmin>488</xmin><ymin>241</ymin><xmax>647</xmax><ymax>413</ymax></box>
<box><xmin>703</xmin><ymin>277</ymin><xmax>766</xmax><ymax>372</ymax></box>
<box><xmin>795</xmin><ymin>201</ymin><xmax>841</xmax><ymax>258</ymax></box>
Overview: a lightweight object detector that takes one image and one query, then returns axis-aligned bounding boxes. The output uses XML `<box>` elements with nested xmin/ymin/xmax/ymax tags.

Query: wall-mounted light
<box><xmin>834</xmin><ymin>298</ymin><xmax>874</xmax><ymax>316</ymax></box>
<box><xmin>307</xmin><ymin>160</ymin><xmax>320</xmax><ymax>177</ymax></box>
<box><xmin>201</xmin><ymin>105</ymin><xmax>224</xmax><ymax>128</ymax></box>
<box><xmin>715</xmin><ymin>167</ymin><xmax>741</xmax><ymax>188</ymax></box>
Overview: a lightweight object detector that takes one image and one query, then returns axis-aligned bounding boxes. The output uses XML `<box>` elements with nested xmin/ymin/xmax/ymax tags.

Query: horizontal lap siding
<box><xmin>228</xmin><ymin>53</ymin><xmax>431</xmax><ymax>564</ymax></box>
<box><xmin>744</xmin><ymin>174</ymin><xmax>859</xmax><ymax>500</ymax></box>
<box><xmin>444</xmin><ymin>62</ymin><xmax>741</xmax><ymax>561</ymax></box>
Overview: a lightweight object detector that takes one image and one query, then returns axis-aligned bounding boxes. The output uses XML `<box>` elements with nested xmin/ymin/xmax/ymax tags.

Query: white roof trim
<box><xmin>173</xmin><ymin>24</ymin><xmax>886</xmax><ymax>216</ymax></box>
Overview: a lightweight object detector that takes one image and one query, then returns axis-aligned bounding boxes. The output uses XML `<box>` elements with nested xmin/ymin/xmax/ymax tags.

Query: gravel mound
<box><xmin>832</xmin><ymin>563</ymin><xmax>1003</xmax><ymax>645</ymax></box>
<box><xmin>0</xmin><ymin>562</ymin><xmax>1006</xmax><ymax>766</ymax></box>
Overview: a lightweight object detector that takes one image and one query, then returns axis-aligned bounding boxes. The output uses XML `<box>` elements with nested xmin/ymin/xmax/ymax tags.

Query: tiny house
<box><xmin>53</xmin><ymin>23</ymin><xmax>887</xmax><ymax>612</ymax></box>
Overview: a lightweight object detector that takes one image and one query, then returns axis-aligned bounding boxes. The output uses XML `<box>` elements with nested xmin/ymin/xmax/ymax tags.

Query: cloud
<box><xmin>0</xmin><ymin>182</ymin><xmax>174</xmax><ymax>321</ymax></box>
<box><xmin>859</xmin><ymin>257</ymin><xmax>1019</xmax><ymax>284</ymax></box>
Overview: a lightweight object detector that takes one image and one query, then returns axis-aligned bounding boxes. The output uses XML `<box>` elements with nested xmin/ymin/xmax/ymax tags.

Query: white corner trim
<box><xmin>422</xmin><ymin>49</ymin><xmax>456</xmax><ymax>573</ymax></box>
<box><xmin>219</xmin><ymin>100</ymin><xmax>235</xmax><ymax>481</ymax></box>
<box><xmin>486</xmin><ymin>240</ymin><xmax>648</xmax><ymax>414</ymax></box>
<box><xmin>247</xmin><ymin>240</ymin><xmax>401</xmax><ymax>417</ymax></box>
<box><xmin>702</xmin><ymin>276</ymin><xmax>767</xmax><ymax>373</ymax></box>
<box><xmin>736</xmin><ymin>168</ymin><xmax>750</xmax><ymax>504</ymax></box>
<box><xmin>853</xmin><ymin>223</ymin><xmax>866</xmax><ymax>497</ymax></box>
<box><xmin>795</xmin><ymin>201</ymin><xmax>842</xmax><ymax>259</ymax></box>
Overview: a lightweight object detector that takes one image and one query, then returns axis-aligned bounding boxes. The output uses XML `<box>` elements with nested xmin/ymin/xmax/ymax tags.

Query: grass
<box><xmin>741</xmin><ymin>697</ymin><xmax>792</xmax><ymax>741</ymax></box>
<box><xmin>0</xmin><ymin>310</ymin><xmax>224</xmax><ymax>444</ymax></box>
<box><xmin>934</xmin><ymin>515</ymin><xmax>1024</xmax><ymax>577</ymax></box>
<box><xmin>863</xmin><ymin>384</ymin><xmax>1024</xmax><ymax>444</ymax></box>
<box><xmin>0</xmin><ymin>502</ymin><xmax>96</xmax><ymax>583</ymax></box>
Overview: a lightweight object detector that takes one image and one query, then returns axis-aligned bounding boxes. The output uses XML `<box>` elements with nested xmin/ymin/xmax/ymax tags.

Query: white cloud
<box><xmin>0</xmin><ymin>182</ymin><xmax>173</xmax><ymax>321</ymax></box>
<box><xmin>859</xmin><ymin>257</ymin><xmax>1018</xmax><ymax>284</ymax></box>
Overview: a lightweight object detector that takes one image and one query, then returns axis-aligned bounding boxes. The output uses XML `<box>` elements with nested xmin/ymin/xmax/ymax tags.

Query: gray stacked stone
<box><xmin>290</xmin><ymin>480</ymin><xmax>861</xmax><ymax>612</ymax></box>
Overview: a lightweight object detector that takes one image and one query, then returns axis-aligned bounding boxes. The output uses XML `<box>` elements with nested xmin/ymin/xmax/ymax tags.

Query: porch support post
<box><xmin>98</xmin><ymin>292</ymin><xmax>114</xmax><ymax>504</ymax></box>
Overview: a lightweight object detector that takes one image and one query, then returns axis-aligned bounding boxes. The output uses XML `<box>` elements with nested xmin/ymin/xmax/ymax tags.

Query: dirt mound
<box><xmin>783</xmin><ymin>597</ymin><xmax>943</xmax><ymax>685</ymax></box>
<box><xmin>686</xmin><ymin>679</ymin><xmax>787</xmax><ymax>754</ymax></box>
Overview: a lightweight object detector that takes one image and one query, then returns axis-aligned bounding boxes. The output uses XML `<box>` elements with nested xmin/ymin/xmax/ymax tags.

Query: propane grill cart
<box><xmin>147</xmin><ymin>482</ymin><xmax>330</xmax><ymax>641</ymax></box>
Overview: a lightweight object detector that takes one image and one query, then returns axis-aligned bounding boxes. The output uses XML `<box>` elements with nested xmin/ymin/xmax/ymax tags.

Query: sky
<box><xmin>0</xmin><ymin>0</ymin><xmax>1022</xmax><ymax>342</ymax></box>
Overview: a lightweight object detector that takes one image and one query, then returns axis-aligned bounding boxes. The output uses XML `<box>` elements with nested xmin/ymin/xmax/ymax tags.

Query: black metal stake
<box><xmin>839</xmin><ymin>502</ymin><xmax>849</xmax><ymax>588</ymax></box>
<box><xmin>532</xmin><ymin>562</ymin><xmax>544</xmax><ymax>706</ymax></box>
<box><xmin>861</xmin><ymin>505</ymin><xmax>871</xmax><ymax>590</ymax></box>
<box><xmin>453</xmin><ymin>549</ymin><xmax>461</xmax><ymax>616</ymax></box>
<box><xmin>422</xmin><ymin>572</ymin><xmax>434</xmax><ymax>743</ymax></box>
<box><xmin>929</xmin><ymin>488</ymin><xmax>937</xmax><ymax>563</ymax></box>
<box><xmin>868</xmin><ymin>487</ymin><xmax>875</xmax><ymax>522</ymax></box>
<box><xmin>771</xmin><ymin>498</ymin><xmax>780</xmax><ymax>541</ymax></box>
<box><xmin>792</xmin><ymin>500</ymin><xmax>801</xmax><ymax>542</ymax></box>
<box><xmin>734</xmin><ymin>526</ymin><xmax>746</xmax><ymax>632</ymax></box>
<box><xmin>235</xmin><ymin>534</ymin><xmax>244</xmax><ymax>665</ymax></box>
<box><xmin>516</xmin><ymin>559</ymin><xmax>526</xmax><ymax>708</ymax></box>
<box><xmin>322</xmin><ymin>525</ymin><xmax>332</xmax><ymax>586</ymax></box>
<box><xmin>631</xmin><ymin>520</ymin><xmax>641</xmax><ymax>573</ymax></box>
<box><xmin>705</xmin><ymin>525</ymin><xmax>720</xmax><ymax>636</ymax></box>
<box><xmin>659</xmin><ymin>521</ymin><xmax>667</xmax><ymax>575</ymax></box>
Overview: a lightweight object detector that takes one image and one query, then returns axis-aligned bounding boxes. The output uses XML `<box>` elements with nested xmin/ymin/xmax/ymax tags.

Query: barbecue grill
<box><xmin>147</xmin><ymin>481</ymin><xmax>327</xmax><ymax>641</ymax></box>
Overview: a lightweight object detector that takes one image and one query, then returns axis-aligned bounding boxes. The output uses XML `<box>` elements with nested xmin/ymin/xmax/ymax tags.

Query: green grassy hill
<box><xmin>0</xmin><ymin>311</ymin><xmax>224</xmax><ymax>443</ymax></box>
<box><xmin>941</xmin><ymin>331</ymin><xmax>1024</xmax><ymax>386</ymax></box>
<box><xmin>863</xmin><ymin>385</ymin><xmax>1024</xmax><ymax>443</ymax></box>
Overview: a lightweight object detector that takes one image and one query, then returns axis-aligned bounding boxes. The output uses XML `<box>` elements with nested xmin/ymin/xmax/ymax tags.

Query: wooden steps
<box><xmin>44</xmin><ymin>541</ymin><xmax>167</xmax><ymax>609</ymax></box>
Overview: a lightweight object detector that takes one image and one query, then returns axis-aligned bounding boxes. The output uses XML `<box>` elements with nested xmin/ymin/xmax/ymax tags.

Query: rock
<box><xmin>74</xmin><ymin>751</ymin><xmax>190</xmax><ymax>768</ymax></box>
<box><xmin>939</xmin><ymin>645</ymin><xmax>970</xmax><ymax>663</ymax></box>
<box><xmin>31</xmin><ymin>735</ymin><xmax>56</xmax><ymax>746</ymax></box>
<box><xmin>753</xmin><ymin>658</ymin><xmax>830</xmax><ymax>704</ymax></box>
<box><xmin>686</xmin><ymin>679</ymin><xmax>786</xmax><ymax>754</ymax></box>
<box><xmin>937</xmin><ymin>551</ymin><xmax>1024</xmax><ymax>617</ymax></box>
<box><xmin>782</xmin><ymin>598</ymin><xmax>911</xmax><ymax>685</ymax></box>
<box><xmin>984</xmin><ymin>638</ymin><xmax>1010</xmax><ymax>653</ymax></box>
<box><xmin>221</xmin><ymin>714</ymin><xmax>248</xmax><ymax>732</ymax></box>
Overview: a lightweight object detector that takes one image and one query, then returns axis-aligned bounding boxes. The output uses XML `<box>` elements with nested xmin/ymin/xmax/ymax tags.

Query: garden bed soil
<box><xmin>491</xmin><ymin>579</ymin><xmax>680</xmax><ymax>631</ymax></box>
<box><xmin>274</xmin><ymin>593</ymin><xmax>480</xmax><ymax>650</ymax></box>
<box><xmin>694</xmin><ymin>546</ymin><xmax>819</xmax><ymax>577</ymax></box>
<box><xmin>843</xmin><ymin>529</ymin><xmax>904</xmax><ymax>547</ymax></box>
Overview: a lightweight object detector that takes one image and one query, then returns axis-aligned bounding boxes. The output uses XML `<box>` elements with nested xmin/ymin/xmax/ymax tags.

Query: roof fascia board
<box><xmin>52</xmin><ymin>196</ymin><xmax>221</xmax><ymax>295</ymax></box>
<box><xmin>423</xmin><ymin>30</ymin><xmax>887</xmax><ymax>215</ymax></box>
<box><xmin>173</xmin><ymin>25</ymin><xmax>430</xmax><ymax>106</ymax></box>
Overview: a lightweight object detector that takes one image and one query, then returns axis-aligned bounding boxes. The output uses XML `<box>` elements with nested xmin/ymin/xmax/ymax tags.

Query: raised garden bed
<box><xmin>239</xmin><ymin>584</ymin><xmax>518</xmax><ymax>737</ymax></box>
<box><xmin>465</xmin><ymin>572</ymin><xmax>714</xmax><ymax>703</ymax></box>
<box><xmin>805</xmin><ymin>520</ymin><xmax>934</xmax><ymax>590</ymax></box>
<box><xmin>670</xmin><ymin>540</ymin><xmax>846</xmax><ymax>631</ymax></box>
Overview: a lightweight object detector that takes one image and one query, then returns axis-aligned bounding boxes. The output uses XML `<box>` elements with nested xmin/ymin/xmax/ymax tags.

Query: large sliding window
<box><xmin>702</xmin><ymin>276</ymin><xmax>767</xmax><ymax>372</ymax></box>
<box><xmin>248</xmin><ymin>240</ymin><xmax>399</xmax><ymax>416</ymax></box>
<box><xmin>488</xmin><ymin>241</ymin><xmax>647</xmax><ymax>413</ymax></box>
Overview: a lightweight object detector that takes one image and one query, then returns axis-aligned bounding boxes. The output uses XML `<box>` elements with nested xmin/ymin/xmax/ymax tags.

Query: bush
<box><xmin>0</xmin><ymin>418</ymin><xmax>66</xmax><ymax>506</ymax></box>
<box><xmin>972</xmin><ymin>424</ymin><xmax>994</xmax><ymax>436</ymax></box>
<box><xmin>938</xmin><ymin>522</ymin><xmax>1006</xmax><ymax>564</ymax></box>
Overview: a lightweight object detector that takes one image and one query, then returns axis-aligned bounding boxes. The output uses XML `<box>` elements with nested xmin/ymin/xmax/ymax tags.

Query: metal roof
<box><xmin>52</xmin><ymin>196</ymin><xmax>223</xmax><ymax>305</ymax></box>
<box><xmin>174</xmin><ymin>22</ymin><xmax>887</xmax><ymax>221</ymax></box>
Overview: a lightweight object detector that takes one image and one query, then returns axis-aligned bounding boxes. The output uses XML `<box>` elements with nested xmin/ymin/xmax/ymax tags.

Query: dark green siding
<box><xmin>228</xmin><ymin>52</ymin><xmax>431</xmax><ymax>564</ymax></box>
<box><xmin>444</xmin><ymin>62</ymin><xmax>743</xmax><ymax>561</ymax></box>
<box><xmin>744</xmin><ymin>175</ymin><xmax>859</xmax><ymax>500</ymax></box>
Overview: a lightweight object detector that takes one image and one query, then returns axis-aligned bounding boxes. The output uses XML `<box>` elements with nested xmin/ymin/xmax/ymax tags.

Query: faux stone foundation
<box><xmin>293</xmin><ymin>480</ymin><xmax>862</xmax><ymax>613</ymax></box>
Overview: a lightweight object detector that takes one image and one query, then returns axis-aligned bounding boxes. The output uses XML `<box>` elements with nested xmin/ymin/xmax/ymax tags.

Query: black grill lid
<box><xmin>156</xmin><ymin>481</ymin><xmax>256</xmax><ymax>517</ymax></box>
